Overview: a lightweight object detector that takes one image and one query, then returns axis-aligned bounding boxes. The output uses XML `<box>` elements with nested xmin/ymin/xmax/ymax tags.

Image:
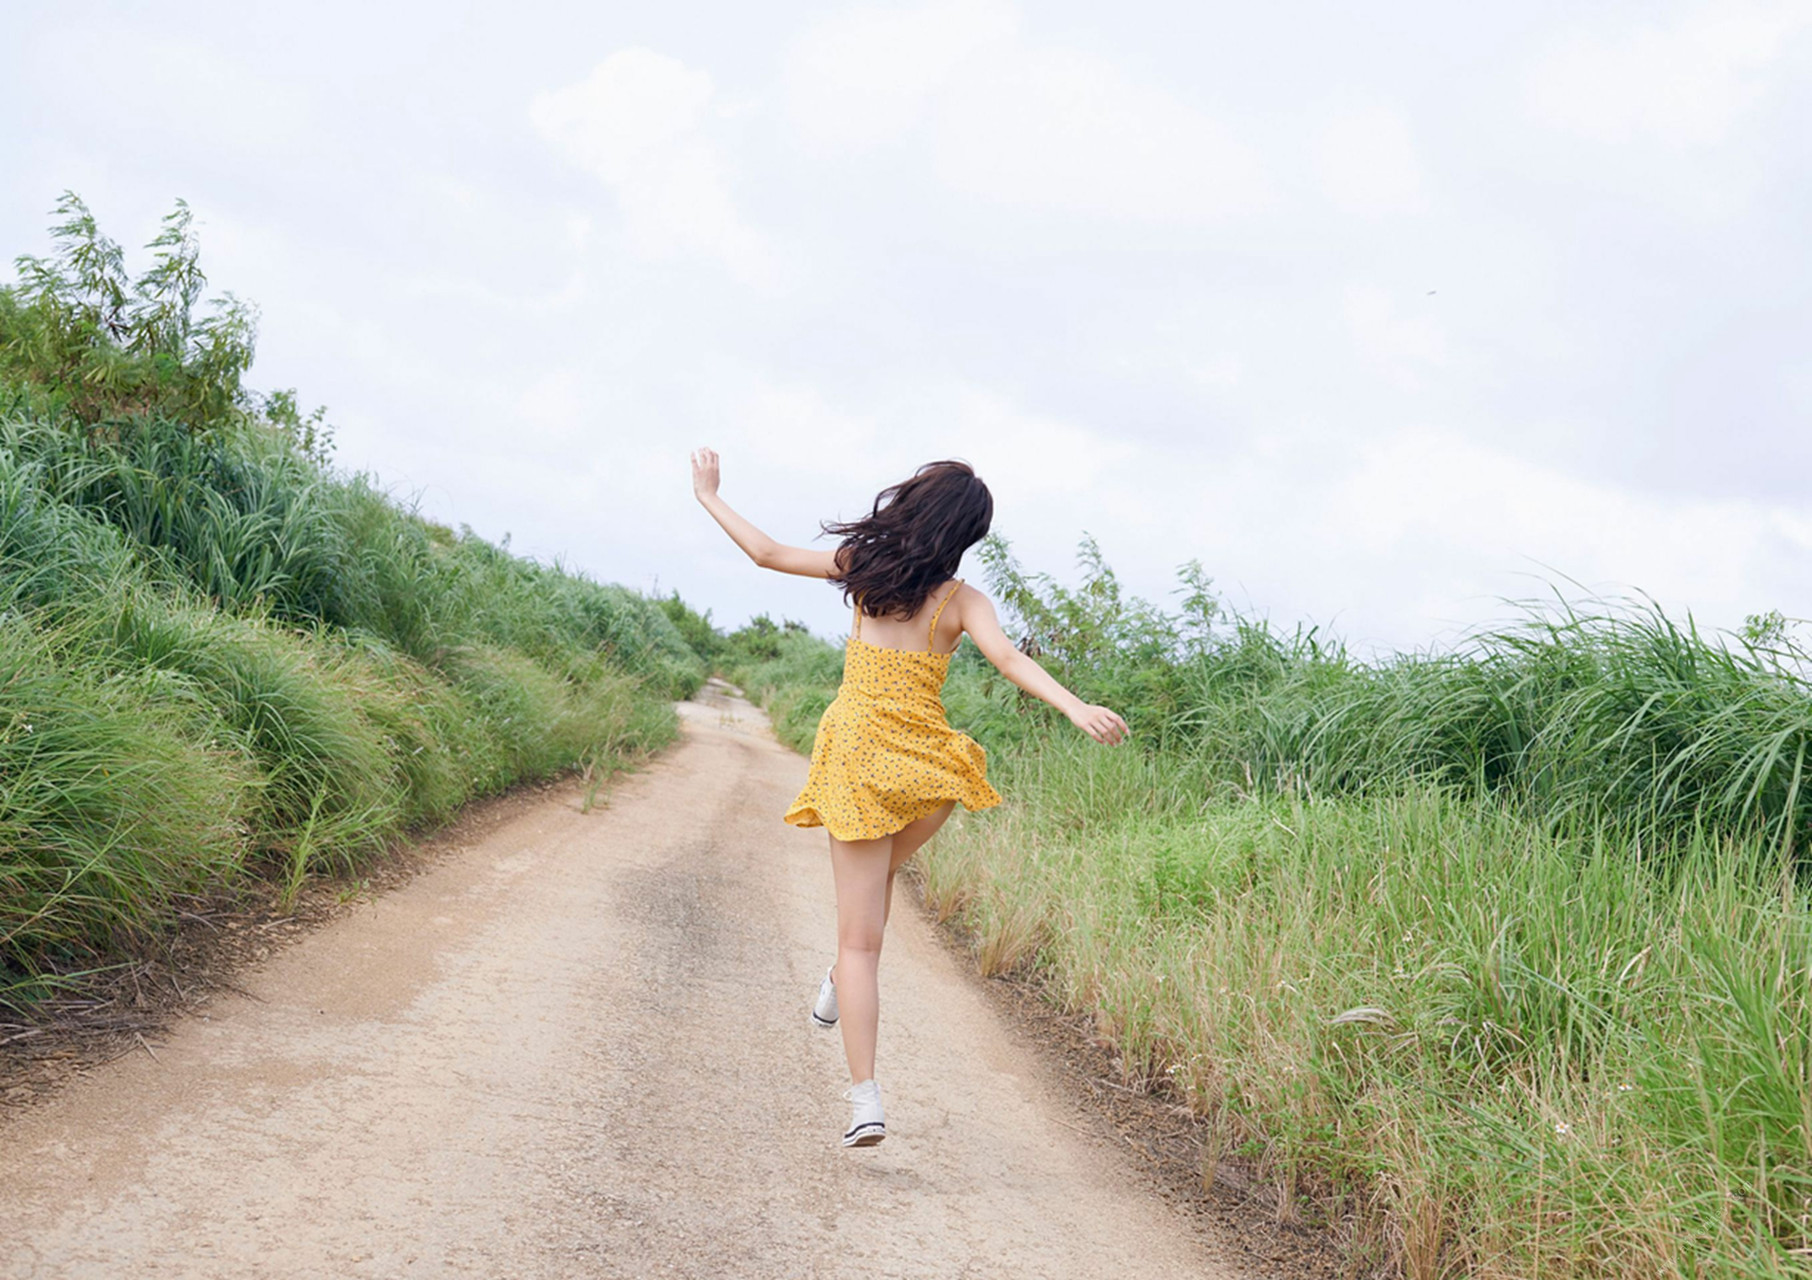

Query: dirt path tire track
<box><xmin>2</xmin><ymin>684</ymin><xmax>1236</xmax><ymax>1279</ymax></box>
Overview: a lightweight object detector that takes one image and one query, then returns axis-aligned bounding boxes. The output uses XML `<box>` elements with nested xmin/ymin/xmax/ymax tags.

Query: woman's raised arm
<box><xmin>692</xmin><ymin>448</ymin><xmax>841</xmax><ymax>579</ymax></box>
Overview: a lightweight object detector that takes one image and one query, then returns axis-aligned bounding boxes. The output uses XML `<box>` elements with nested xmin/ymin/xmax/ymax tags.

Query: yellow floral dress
<box><xmin>784</xmin><ymin>580</ymin><xmax>1002</xmax><ymax>840</ymax></box>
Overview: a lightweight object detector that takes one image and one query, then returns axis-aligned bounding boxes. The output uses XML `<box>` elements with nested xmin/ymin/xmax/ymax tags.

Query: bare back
<box><xmin>851</xmin><ymin>580</ymin><xmax>967</xmax><ymax>655</ymax></box>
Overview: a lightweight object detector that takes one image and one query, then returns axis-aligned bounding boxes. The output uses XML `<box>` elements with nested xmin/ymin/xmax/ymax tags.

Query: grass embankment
<box><xmin>729</xmin><ymin>538</ymin><xmax>1812</xmax><ymax>1279</ymax></box>
<box><xmin>0</xmin><ymin>196</ymin><xmax>705</xmax><ymax>1009</ymax></box>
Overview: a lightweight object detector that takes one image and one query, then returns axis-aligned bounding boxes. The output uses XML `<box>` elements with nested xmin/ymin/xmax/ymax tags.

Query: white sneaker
<box><xmin>842</xmin><ymin>1079</ymin><xmax>885</xmax><ymax>1147</ymax></box>
<box><xmin>809</xmin><ymin>967</ymin><xmax>838</xmax><ymax>1028</ymax></box>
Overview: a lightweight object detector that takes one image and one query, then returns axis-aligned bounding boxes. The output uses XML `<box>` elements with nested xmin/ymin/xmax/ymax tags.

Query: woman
<box><xmin>692</xmin><ymin>449</ymin><xmax>1127</xmax><ymax>1147</ymax></box>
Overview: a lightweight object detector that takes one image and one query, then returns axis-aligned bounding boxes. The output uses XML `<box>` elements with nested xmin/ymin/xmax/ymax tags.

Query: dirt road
<box><xmin>2</xmin><ymin>683</ymin><xmax>1233</xmax><ymax>1279</ymax></box>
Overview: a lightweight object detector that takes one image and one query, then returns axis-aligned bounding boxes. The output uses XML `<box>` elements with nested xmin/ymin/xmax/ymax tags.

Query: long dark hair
<box><xmin>825</xmin><ymin>460</ymin><xmax>993</xmax><ymax>619</ymax></box>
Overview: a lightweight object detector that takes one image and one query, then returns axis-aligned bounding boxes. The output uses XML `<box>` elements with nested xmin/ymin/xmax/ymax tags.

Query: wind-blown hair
<box><xmin>825</xmin><ymin>460</ymin><xmax>993</xmax><ymax>619</ymax></box>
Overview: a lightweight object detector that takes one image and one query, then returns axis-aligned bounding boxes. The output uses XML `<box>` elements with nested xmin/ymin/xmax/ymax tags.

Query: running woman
<box><xmin>691</xmin><ymin>450</ymin><xmax>1128</xmax><ymax>1147</ymax></box>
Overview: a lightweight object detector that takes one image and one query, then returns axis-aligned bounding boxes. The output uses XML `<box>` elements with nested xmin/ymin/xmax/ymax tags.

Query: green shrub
<box><xmin>0</xmin><ymin>194</ymin><xmax>260</xmax><ymax>431</ymax></box>
<box><xmin>659</xmin><ymin>591</ymin><xmax>724</xmax><ymax>665</ymax></box>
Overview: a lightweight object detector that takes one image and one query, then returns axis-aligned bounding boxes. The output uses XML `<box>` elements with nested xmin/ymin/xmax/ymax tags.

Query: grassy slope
<box><xmin>0</xmin><ymin>410</ymin><xmax>704</xmax><ymax>1006</ymax></box>
<box><xmin>0</xmin><ymin>199</ymin><xmax>711</xmax><ymax>1006</ymax></box>
<box><xmin>0</xmin><ymin>409</ymin><xmax>703</xmax><ymax>1007</ymax></box>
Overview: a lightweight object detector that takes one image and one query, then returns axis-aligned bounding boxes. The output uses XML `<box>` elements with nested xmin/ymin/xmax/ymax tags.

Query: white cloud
<box><xmin>1193</xmin><ymin>352</ymin><xmax>1243</xmax><ymax>391</ymax></box>
<box><xmin>35</xmin><ymin>28</ymin><xmax>313</xmax><ymax>158</ymax></box>
<box><xmin>23</xmin><ymin>2</ymin><xmax>1812</xmax><ymax>654</ymax></box>
<box><xmin>721</xmin><ymin>377</ymin><xmax>1133</xmax><ymax>499</ymax></box>
<box><xmin>1331</xmin><ymin>426</ymin><xmax>1812</xmax><ymax>625</ymax></box>
<box><xmin>781</xmin><ymin>3</ymin><xmax>1270</xmax><ymax>221</ymax></box>
<box><xmin>1526</xmin><ymin>2</ymin><xmax>1812</xmax><ymax>144</ymax></box>
<box><xmin>530</xmin><ymin>49</ymin><xmax>772</xmax><ymax>282</ymax></box>
<box><xmin>514</xmin><ymin>370</ymin><xmax>587</xmax><ymax>448</ymax></box>
<box><xmin>399</xmin><ymin>270</ymin><xmax>588</xmax><ymax>318</ymax></box>
<box><xmin>1313</xmin><ymin>107</ymin><xmax>1428</xmax><ymax>214</ymax></box>
<box><xmin>783</xmin><ymin>0</ymin><xmax>1017</xmax><ymax>150</ymax></box>
<box><xmin>1130</xmin><ymin>420</ymin><xmax>1812</xmax><ymax>654</ymax></box>
<box><xmin>944</xmin><ymin>387</ymin><xmax>1137</xmax><ymax>496</ymax></box>
<box><xmin>733</xmin><ymin>381</ymin><xmax>884</xmax><ymax>474</ymax></box>
<box><xmin>1345</xmin><ymin>286</ymin><xmax>1449</xmax><ymax>390</ymax></box>
<box><xmin>933</xmin><ymin>45</ymin><xmax>1272</xmax><ymax>222</ymax></box>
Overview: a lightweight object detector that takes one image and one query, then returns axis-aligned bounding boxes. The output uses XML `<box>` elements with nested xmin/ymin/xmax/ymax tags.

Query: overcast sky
<box><xmin>6</xmin><ymin>1</ymin><xmax>1812</xmax><ymax>653</ymax></box>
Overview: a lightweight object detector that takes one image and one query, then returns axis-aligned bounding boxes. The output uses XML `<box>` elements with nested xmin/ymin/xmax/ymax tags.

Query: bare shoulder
<box><xmin>948</xmin><ymin>581</ymin><xmax>1016</xmax><ymax>662</ymax></box>
<box><xmin>950</xmin><ymin>581</ymin><xmax>1001</xmax><ymax>630</ymax></box>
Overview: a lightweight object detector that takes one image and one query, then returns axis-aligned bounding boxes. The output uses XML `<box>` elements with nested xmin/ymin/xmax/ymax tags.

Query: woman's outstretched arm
<box><xmin>958</xmin><ymin>588</ymin><xmax>1129</xmax><ymax>745</ymax></box>
<box><xmin>692</xmin><ymin>448</ymin><xmax>841</xmax><ymax>578</ymax></box>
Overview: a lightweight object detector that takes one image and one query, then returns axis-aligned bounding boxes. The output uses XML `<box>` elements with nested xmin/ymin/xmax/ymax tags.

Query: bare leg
<box><xmin>826</xmin><ymin>804</ymin><xmax>957</xmax><ymax>1084</ymax></box>
<box><xmin>884</xmin><ymin>801</ymin><xmax>955</xmax><ymax>925</ymax></box>
<box><xmin>829</xmin><ymin>832</ymin><xmax>893</xmax><ymax>1084</ymax></box>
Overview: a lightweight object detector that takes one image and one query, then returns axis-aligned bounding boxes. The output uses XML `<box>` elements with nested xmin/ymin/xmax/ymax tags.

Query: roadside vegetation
<box><xmin>728</xmin><ymin>535</ymin><xmax>1812</xmax><ymax>1279</ymax></box>
<box><xmin>0</xmin><ymin>195</ymin><xmax>705</xmax><ymax>1010</ymax></box>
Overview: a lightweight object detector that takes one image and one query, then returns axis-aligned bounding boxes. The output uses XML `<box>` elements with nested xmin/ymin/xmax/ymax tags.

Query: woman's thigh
<box><xmin>889</xmin><ymin>801</ymin><xmax>956</xmax><ymax>873</ymax></box>
<box><xmin>829</xmin><ymin>834</ymin><xmax>894</xmax><ymax>947</ymax></box>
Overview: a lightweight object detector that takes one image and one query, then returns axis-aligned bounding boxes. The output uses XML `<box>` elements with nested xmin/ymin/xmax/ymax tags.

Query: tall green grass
<box><xmin>0</xmin><ymin>422</ymin><xmax>698</xmax><ymax>1006</ymax></box>
<box><xmin>0</xmin><ymin>195</ymin><xmax>708</xmax><ymax>1007</ymax></box>
<box><xmin>0</xmin><ymin>613</ymin><xmax>253</xmax><ymax>996</ymax></box>
<box><xmin>978</xmin><ymin>535</ymin><xmax>1812</xmax><ymax>857</ymax></box>
<box><xmin>918</xmin><ymin>746</ymin><xmax>1812</xmax><ymax>1277</ymax></box>
<box><xmin>1173</xmin><ymin>600</ymin><xmax>1812</xmax><ymax>857</ymax></box>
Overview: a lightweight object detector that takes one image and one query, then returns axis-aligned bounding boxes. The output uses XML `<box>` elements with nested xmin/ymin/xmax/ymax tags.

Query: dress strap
<box><xmin>852</xmin><ymin>602</ymin><xmax>863</xmax><ymax>640</ymax></box>
<box><xmin>926</xmin><ymin>579</ymin><xmax>963</xmax><ymax>651</ymax></box>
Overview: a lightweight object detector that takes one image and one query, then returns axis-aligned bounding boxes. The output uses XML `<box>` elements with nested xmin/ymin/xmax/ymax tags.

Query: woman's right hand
<box><xmin>691</xmin><ymin>447</ymin><xmax>721</xmax><ymax>500</ymax></box>
<box><xmin>1069</xmin><ymin>703</ymin><xmax>1129</xmax><ymax>746</ymax></box>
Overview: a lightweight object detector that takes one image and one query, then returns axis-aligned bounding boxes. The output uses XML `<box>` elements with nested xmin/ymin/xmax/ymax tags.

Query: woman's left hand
<box><xmin>691</xmin><ymin>447</ymin><xmax>721</xmax><ymax>500</ymax></box>
<box><xmin>1070</xmin><ymin>703</ymin><xmax>1129</xmax><ymax>746</ymax></box>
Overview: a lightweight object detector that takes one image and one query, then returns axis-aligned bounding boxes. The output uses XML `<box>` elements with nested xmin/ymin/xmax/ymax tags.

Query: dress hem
<box><xmin>783</xmin><ymin>791</ymin><xmax>1000</xmax><ymax>842</ymax></box>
